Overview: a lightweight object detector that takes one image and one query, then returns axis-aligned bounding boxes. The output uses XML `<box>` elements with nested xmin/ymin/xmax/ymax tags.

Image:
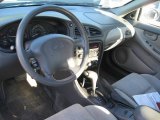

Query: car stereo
<box><xmin>76</xmin><ymin>41</ymin><xmax>103</xmax><ymax>69</ymax></box>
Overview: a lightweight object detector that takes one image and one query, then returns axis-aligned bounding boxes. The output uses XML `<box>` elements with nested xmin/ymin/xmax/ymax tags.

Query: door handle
<box><xmin>144</xmin><ymin>31</ymin><xmax>158</xmax><ymax>41</ymax></box>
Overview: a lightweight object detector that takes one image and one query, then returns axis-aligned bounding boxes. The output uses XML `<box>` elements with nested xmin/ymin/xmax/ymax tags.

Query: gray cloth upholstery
<box><xmin>45</xmin><ymin>104</ymin><xmax>117</xmax><ymax>120</ymax></box>
<box><xmin>134</xmin><ymin>106</ymin><xmax>160</xmax><ymax>120</ymax></box>
<box><xmin>112</xmin><ymin>73</ymin><xmax>160</xmax><ymax>108</ymax></box>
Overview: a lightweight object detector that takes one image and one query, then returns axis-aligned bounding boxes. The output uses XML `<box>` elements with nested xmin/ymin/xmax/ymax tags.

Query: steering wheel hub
<box><xmin>30</xmin><ymin>34</ymin><xmax>74</xmax><ymax>76</ymax></box>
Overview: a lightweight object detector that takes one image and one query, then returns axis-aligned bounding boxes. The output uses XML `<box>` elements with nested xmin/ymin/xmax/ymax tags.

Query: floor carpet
<box><xmin>0</xmin><ymin>80</ymin><xmax>56</xmax><ymax>120</ymax></box>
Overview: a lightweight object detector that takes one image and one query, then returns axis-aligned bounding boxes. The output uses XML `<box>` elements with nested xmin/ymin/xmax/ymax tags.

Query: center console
<box><xmin>77</xmin><ymin>41</ymin><xmax>135</xmax><ymax>120</ymax></box>
<box><xmin>88</xmin><ymin>42</ymin><xmax>102</xmax><ymax>69</ymax></box>
<box><xmin>76</xmin><ymin>41</ymin><xmax>103</xmax><ymax>71</ymax></box>
<box><xmin>77</xmin><ymin>41</ymin><xmax>105</xmax><ymax>104</ymax></box>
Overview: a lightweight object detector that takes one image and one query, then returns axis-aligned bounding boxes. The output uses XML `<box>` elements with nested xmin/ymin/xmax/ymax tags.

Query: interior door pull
<box><xmin>144</xmin><ymin>31</ymin><xmax>158</xmax><ymax>41</ymax></box>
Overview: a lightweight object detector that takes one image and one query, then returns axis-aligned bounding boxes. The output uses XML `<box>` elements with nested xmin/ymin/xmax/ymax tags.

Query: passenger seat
<box><xmin>112</xmin><ymin>73</ymin><xmax>160</xmax><ymax>108</ymax></box>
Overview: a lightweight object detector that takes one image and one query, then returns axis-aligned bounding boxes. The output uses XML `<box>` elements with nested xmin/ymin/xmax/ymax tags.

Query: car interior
<box><xmin>0</xmin><ymin>0</ymin><xmax>160</xmax><ymax>120</ymax></box>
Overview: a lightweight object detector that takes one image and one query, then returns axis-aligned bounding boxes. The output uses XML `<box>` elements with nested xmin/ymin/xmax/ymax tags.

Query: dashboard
<box><xmin>0</xmin><ymin>5</ymin><xmax>135</xmax><ymax>80</ymax></box>
<box><xmin>0</xmin><ymin>18</ymin><xmax>68</xmax><ymax>52</ymax></box>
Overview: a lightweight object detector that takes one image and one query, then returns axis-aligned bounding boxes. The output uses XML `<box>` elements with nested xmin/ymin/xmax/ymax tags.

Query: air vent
<box><xmin>89</xmin><ymin>27</ymin><xmax>101</xmax><ymax>36</ymax></box>
<box><xmin>74</xmin><ymin>26</ymin><xmax>102</xmax><ymax>37</ymax></box>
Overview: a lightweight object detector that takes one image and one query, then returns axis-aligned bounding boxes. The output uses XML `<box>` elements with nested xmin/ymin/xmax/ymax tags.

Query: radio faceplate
<box><xmin>75</xmin><ymin>41</ymin><xmax>102</xmax><ymax>69</ymax></box>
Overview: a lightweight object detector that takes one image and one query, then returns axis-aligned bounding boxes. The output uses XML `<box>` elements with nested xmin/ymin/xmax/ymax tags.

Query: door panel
<box><xmin>111</xmin><ymin>23</ymin><xmax>160</xmax><ymax>75</ymax></box>
<box><xmin>104</xmin><ymin>1</ymin><xmax>160</xmax><ymax>77</ymax></box>
<box><xmin>133</xmin><ymin>22</ymin><xmax>160</xmax><ymax>34</ymax></box>
<box><xmin>133</xmin><ymin>27</ymin><xmax>160</xmax><ymax>62</ymax></box>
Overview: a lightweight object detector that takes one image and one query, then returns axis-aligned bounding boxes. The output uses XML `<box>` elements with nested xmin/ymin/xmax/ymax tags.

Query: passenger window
<box><xmin>139</xmin><ymin>1</ymin><xmax>160</xmax><ymax>27</ymax></box>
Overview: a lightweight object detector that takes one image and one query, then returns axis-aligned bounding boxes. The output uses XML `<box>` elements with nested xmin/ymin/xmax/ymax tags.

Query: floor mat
<box><xmin>0</xmin><ymin>80</ymin><xmax>55</xmax><ymax>120</ymax></box>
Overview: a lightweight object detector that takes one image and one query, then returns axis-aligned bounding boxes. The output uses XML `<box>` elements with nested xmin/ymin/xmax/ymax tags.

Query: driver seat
<box><xmin>45</xmin><ymin>104</ymin><xmax>117</xmax><ymax>120</ymax></box>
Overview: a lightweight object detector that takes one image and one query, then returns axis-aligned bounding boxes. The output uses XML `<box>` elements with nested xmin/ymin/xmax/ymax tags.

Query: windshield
<box><xmin>0</xmin><ymin>0</ymin><xmax>132</xmax><ymax>8</ymax></box>
<box><xmin>1</xmin><ymin>0</ymin><xmax>100</xmax><ymax>4</ymax></box>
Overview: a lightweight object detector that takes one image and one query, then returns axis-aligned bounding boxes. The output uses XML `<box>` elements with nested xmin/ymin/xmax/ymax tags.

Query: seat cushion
<box><xmin>134</xmin><ymin>106</ymin><xmax>160</xmax><ymax>120</ymax></box>
<box><xmin>45</xmin><ymin>104</ymin><xmax>117</xmax><ymax>120</ymax></box>
<box><xmin>112</xmin><ymin>73</ymin><xmax>160</xmax><ymax>108</ymax></box>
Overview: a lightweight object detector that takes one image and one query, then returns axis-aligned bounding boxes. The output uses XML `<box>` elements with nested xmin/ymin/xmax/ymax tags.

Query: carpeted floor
<box><xmin>0</xmin><ymin>80</ymin><xmax>56</xmax><ymax>120</ymax></box>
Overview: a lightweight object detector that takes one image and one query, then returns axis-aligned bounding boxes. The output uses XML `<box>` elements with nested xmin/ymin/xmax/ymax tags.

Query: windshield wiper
<box><xmin>0</xmin><ymin>1</ymin><xmax>98</xmax><ymax>9</ymax></box>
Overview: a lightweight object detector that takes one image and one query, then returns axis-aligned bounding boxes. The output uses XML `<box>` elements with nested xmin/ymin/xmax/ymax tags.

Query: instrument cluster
<box><xmin>0</xmin><ymin>19</ymin><xmax>68</xmax><ymax>53</ymax></box>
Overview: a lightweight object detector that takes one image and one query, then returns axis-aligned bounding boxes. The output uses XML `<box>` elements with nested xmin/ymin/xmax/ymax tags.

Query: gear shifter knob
<box><xmin>84</xmin><ymin>71</ymin><xmax>98</xmax><ymax>96</ymax></box>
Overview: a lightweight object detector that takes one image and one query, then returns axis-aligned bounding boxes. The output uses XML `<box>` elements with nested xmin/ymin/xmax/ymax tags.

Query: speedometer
<box><xmin>30</xmin><ymin>24</ymin><xmax>46</xmax><ymax>39</ymax></box>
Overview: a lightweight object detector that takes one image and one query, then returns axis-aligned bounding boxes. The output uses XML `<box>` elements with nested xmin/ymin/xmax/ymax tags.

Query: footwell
<box><xmin>0</xmin><ymin>79</ymin><xmax>56</xmax><ymax>120</ymax></box>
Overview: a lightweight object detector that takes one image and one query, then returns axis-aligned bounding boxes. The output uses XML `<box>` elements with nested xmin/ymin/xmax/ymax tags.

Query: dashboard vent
<box><xmin>89</xmin><ymin>27</ymin><xmax>101</xmax><ymax>36</ymax></box>
<box><xmin>74</xmin><ymin>26</ymin><xmax>101</xmax><ymax>37</ymax></box>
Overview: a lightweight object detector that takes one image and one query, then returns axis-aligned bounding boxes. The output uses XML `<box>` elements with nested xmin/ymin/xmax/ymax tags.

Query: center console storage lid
<box><xmin>134</xmin><ymin>106</ymin><xmax>160</xmax><ymax>120</ymax></box>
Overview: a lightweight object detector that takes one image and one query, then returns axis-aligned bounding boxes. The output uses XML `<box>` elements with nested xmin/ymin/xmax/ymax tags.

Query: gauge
<box><xmin>30</xmin><ymin>24</ymin><xmax>46</xmax><ymax>39</ymax></box>
<box><xmin>0</xmin><ymin>33</ymin><xmax>10</xmax><ymax>48</ymax></box>
<box><xmin>7</xmin><ymin>26</ymin><xmax>17</xmax><ymax>44</ymax></box>
<box><xmin>0</xmin><ymin>24</ymin><xmax>29</xmax><ymax>52</ymax></box>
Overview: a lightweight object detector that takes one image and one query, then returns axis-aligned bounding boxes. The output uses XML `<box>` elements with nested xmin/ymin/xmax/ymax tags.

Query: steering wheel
<box><xmin>16</xmin><ymin>5</ymin><xmax>89</xmax><ymax>86</ymax></box>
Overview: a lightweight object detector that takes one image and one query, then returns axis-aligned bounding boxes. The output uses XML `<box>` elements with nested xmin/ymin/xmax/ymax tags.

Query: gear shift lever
<box><xmin>84</xmin><ymin>71</ymin><xmax>98</xmax><ymax>96</ymax></box>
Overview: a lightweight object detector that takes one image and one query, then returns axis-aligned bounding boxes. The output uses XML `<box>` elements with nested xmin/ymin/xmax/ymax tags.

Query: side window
<box><xmin>139</xmin><ymin>1</ymin><xmax>160</xmax><ymax>27</ymax></box>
